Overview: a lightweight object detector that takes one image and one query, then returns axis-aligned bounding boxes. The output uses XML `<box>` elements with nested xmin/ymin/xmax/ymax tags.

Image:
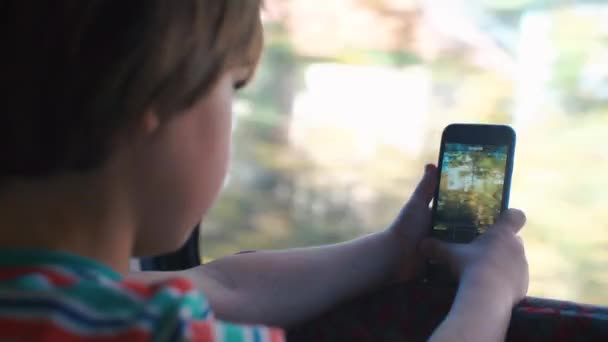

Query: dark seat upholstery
<box><xmin>288</xmin><ymin>282</ymin><xmax>608</xmax><ymax>341</ymax></box>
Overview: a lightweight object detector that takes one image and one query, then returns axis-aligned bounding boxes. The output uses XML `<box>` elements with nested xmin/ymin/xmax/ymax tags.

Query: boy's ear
<box><xmin>116</xmin><ymin>111</ymin><xmax>160</xmax><ymax>148</ymax></box>
<box><xmin>141</xmin><ymin>111</ymin><xmax>161</xmax><ymax>135</ymax></box>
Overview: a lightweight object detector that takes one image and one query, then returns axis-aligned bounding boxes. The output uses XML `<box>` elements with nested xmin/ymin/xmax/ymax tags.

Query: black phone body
<box><xmin>426</xmin><ymin>124</ymin><xmax>516</xmax><ymax>284</ymax></box>
<box><xmin>430</xmin><ymin>124</ymin><xmax>516</xmax><ymax>244</ymax></box>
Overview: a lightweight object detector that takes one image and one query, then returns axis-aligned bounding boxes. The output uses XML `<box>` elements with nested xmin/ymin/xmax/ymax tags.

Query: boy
<box><xmin>0</xmin><ymin>1</ymin><xmax>528</xmax><ymax>341</ymax></box>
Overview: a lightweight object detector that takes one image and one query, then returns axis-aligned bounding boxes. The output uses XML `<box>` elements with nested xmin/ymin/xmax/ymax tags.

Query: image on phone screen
<box><xmin>432</xmin><ymin>143</ymin><xmax>509</xmax><ymax>242</ymax></box>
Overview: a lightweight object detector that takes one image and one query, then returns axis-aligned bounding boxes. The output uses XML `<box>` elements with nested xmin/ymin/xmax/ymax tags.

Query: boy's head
<box><xmin>0</xmin><ymin>1</ymin><xmax>263</xmax><ymax>256</ymax></box>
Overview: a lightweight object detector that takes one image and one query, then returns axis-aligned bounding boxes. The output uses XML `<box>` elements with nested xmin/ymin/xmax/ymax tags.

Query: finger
<box><xmin>410</xmin><ymin>164</ymin><xmax>438</xmax><ymax>207</ymax></box>
<box><xmin>496</xmin><ymin>209</ymin><xmax>527</xmax><ymax>234</ymax></box>
<box><xmin>419</xmin><ymin>238</ymin><xmax>451</xmax><ymax>262</ymax></box>
<box><xmin>391</xmin><ymin>166</ymin><xmax>436</xmax><ymax>229</ymax></box>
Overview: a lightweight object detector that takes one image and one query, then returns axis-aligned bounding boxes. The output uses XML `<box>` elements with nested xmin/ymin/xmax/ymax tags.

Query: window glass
<box><xmin>201</xmin><ymin>0</ymin><xmax>608</xmax><ymax>306</ymax></box>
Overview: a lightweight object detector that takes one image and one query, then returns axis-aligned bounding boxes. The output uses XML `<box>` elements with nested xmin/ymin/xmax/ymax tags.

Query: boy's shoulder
<box><xmin>0</xmin><ymin>250</ymin><xmax>284</xmax><ymax>341</ymax></box>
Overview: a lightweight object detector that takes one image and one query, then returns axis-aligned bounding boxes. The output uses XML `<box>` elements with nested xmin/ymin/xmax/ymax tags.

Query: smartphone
<box><xmin>430</xmin><ymin>124</ymin><xmax>516</xmax><ymax>243</ymax></box>
<box><xmin>426</xmin><ymin>124</ymin><xmax>516</xmax><ymax>283</ymax></box>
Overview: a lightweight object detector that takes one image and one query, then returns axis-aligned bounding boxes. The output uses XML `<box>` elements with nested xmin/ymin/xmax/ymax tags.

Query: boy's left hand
<box><xmin>387</xmin><ymin>164</ymin><xmax>437</xmax><ymax>282</ymax></box>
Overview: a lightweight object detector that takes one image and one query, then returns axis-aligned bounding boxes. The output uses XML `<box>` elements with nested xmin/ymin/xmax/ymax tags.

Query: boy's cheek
<box><xmin>131</xmin><ymin>76</ymin><xmax>234</xmax><ymax>255</ymax></box>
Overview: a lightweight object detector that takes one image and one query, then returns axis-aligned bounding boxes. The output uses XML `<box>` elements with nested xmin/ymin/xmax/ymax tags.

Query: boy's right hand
<box><xmin>421</xmin><ymin>209</ymin><xmax>529</xmax><ymax>306</ymax></box>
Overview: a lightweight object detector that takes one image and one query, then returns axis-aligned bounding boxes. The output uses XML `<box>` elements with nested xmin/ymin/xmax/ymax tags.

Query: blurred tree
<box><xmin>550</xmin><ymin>8</ymin><xmax>607</xmax><ymax>113</ymax></box>
<box><xmin>479</xmin><ymin>0</ymin><xmax>540</xmax><ymax>11</ymax></box>
<box><xmin>199</xmin><ymin>0</ymin><xmax>608</xmax><ymax>307</ymax></box>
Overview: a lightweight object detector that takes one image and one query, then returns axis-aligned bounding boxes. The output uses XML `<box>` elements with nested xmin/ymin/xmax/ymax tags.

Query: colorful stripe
<box><xmin>0</xmin><ymin>267</ymin><xmax>77</xmax><ymax>286</ymax></box>
<box><xmin>0</xmin><ymin>318</ymin><xmax>149</xmax><ymax>342</ymax></box>
<box><xmin>0</xmin><ymin>249</ymin><xmax>285</xmax><ymax>341</ymax></box>
<box><xmin>0</xmin><ymin>289</ymin><xmax>161</xmax><ymax>323</ymax></box>
<box><xmin>0</xmin><ymin>298</ymin><xmax>156</xmax><ymax>332</ymax></box>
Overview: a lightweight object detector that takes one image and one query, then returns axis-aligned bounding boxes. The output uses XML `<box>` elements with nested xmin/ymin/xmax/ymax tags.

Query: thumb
<box><xmin>409</xmin><ymin>164</ymin><xmax>438</xmax><ymax>208</ymax></box>
<box><xmin>490</xmin><ymin>209</ymin><xmax>527</xmax><ymax>234</ymax></box>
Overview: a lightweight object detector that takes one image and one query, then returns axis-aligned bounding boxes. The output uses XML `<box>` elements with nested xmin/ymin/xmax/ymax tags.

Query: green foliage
<box><xmin>550</xmin><ymin>8</ymin><xmax>607</xmax><ymax>112</ymax></box>
<box><xmin>334</xmin><ymin>49</ymin><xmax>422</xmax><ymax>66</ymax></box>
<box><xmin>201</xmin><ymin>3</ymin><xmax>608</xmax><ymax>306</ymax></box>
<box><xmin>477</xmin><ymin>0</ymin><xmax>549</xmax><ymax>11</ymax></box>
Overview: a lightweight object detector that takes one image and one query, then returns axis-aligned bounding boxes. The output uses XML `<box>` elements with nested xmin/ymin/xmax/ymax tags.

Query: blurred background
<box><xmin>200</xmin><ymin>0</ymin><xmax>608</xmax><ymax>305</ymax></box>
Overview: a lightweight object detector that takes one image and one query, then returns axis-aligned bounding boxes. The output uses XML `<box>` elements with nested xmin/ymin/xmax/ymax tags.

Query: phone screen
<box><xmin>432</xmin><ymin>143</ymin><xmax>509</xmax><ymax>242</ymax></box>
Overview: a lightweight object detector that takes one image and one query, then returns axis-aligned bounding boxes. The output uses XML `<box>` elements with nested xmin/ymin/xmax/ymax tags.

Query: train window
<box><xmin>201</xmin><ymin>0</ymin><xmax>608</xmax><ymax>305</ymax></box>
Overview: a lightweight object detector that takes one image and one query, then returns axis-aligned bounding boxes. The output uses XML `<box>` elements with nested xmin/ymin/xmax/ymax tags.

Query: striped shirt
<box><xmin>0</xmin><ymin>249</ymin><xmax>285</xmax><ymax>342</ymax></box>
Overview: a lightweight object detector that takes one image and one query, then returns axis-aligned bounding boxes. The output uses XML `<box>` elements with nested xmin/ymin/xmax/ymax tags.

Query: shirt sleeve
<box><xmin>147</xmin><ymin>277</ymin><xmax>285</xmax><ymax>342</ymax></box>
<box><xmin>189</xmin><ymin>318</ymin><xmax>285</xmax><ymax>342</ymax></box>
